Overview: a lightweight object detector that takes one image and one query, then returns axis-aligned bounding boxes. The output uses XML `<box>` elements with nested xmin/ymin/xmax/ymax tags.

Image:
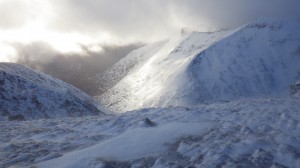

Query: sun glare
<box><xmin>0</xmin><ymin>21</ymin><xmax>113</xmax><ymax>61</ymax></box>
<box><xmin>0</xmin><ymin>0</ymin><xmax>113</xmax><ymax>61</ymax></box>
<box><xmin>0</xmin><ymin>44</ymin><xmax>17</xmax><ymax>62</ymax></box>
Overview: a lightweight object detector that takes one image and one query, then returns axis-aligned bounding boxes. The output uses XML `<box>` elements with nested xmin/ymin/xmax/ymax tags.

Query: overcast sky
<box><xmin>0</xmin><ymin>0</ymin><xmax>300</xmax><ymax>62</ymax></box>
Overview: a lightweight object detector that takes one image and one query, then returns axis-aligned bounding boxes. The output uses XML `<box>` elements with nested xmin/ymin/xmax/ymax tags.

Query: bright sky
<box><xmin>0</xmin><ymin>0</ymin><xmax>299</xmax><ymax>62</ymax></box>
<box><xmin>0</xmin><ymin>1</ymin><xmax>112</xmax><ymax>61</ymax></box>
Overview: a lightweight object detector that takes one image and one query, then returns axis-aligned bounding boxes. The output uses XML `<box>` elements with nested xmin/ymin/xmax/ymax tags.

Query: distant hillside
<box><xmin>0</xmin><ymin>63</ymin><xmax>106</xmax><ymax>120</ymax></box>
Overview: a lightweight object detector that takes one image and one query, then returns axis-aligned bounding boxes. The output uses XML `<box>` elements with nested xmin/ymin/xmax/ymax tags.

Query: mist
<box><xmin>41</xmin><ymin>0</ymin><xmax>300</xmax><ymax>42</ymax></box>
<box><xmin>1</xmin><ymin>0</ymin><xmax>300</xmax><ymax>44</ymax></box>
<box><xmin>15</xmin><ymin>42</ymin><xmax>141</xmax><ymax>95</ymax></box>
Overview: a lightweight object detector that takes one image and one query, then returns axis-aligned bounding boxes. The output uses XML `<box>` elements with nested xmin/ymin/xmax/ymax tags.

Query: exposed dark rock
<box><xmin>8</xmin><ymin>115</ymin><xmax>25</xmax><ymax>121</ymax></box>
<box><xmin>144</xmin><ymin>117</ymin><xmax>156</xmax><ymax>127</ymax></box>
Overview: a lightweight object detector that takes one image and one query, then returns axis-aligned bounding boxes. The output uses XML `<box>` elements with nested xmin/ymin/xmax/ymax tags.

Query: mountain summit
<box><xmin>97</xmin><ymin>19</ymin><xmax>300</xmax><ymax>112</ymax></box>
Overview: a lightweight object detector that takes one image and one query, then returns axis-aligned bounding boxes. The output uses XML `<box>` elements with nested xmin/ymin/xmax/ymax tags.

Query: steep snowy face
<box><xmin>97</xmin><ymin>19</ymin><xmax>300</xmax><ymax>112</ymax></box>
<box><xmin>0</xmin><ymin>63</ymin><xmax>106</xmax><ymax>120</ymax></box>
<box><xmin>96</xmin><ymin>41</ymin><xmax>166</xmax><ymax>94</ymax></box>
<box><xmin>185</xmin><ymin>19</ymin><xmax>300</xmax><ymax>103</ymax></box>
<box><xmin>97</xmin><ymin>30</ymin><xmax>236</xmax><ymax>112</ymax></box>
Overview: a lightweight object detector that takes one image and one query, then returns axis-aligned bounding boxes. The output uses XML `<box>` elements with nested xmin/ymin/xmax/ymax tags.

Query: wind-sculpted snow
<box><xmin>97</xmin><ymin>19</ymin><xmax>300</xmax><ymax>112</ymax></box>
<box><xmin>1</xmin><ymin>97</ymin><xmax>300</xmax><ymax>167</ymax></box>
<box><xmin>0</xmin><ymin>63</ymin><xmax>106</xmax><ymax>120</ymax></box>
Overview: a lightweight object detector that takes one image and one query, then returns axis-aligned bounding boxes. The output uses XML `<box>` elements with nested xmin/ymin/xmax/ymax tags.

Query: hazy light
<box><xmin>1</xmin><ymin>0</ymin><xmax>299</xmax><ymax>62</ymax></box>
<box><xmin>0</xmin><ymin>44</ymin><xmax>17</xmax><ymax>62</ymax></box>
<box><xmin>0</xmin><ymin>20</ymin><xmax>114</xmax><ymax>60</ymax></box>
<box><xmin>0</xmin><ymin>0</ymin><xmax>115</xmax><ymax>61</ymax></box>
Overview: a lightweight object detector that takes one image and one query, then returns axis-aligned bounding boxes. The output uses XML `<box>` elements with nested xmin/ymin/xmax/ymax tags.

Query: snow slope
<box><xmin>97</xmin><ymin>41</ymin><xmax>166</xmax><ymax>94</ymax></box>
<box><xmin>1</xmin><ymin>97</ymin><xmax>299</xmax><ymax>167</ymax></box>
<box><xmin>97</xmin><ymin>19</ymin><xmax>300</xmax><ymax>112</ymax></box>
<box><xmin>0</xmin><ymin>63</ymin><xmax>106</xmax><ymax>120</ymax></box>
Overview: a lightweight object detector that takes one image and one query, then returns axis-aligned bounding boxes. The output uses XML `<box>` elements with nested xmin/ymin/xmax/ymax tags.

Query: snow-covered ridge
<box><xmin>185</xmin><ymin>19</ymin><xmax>300</xmax><ymax>103</ymax></box>
<box><xmin>97</xmin><ymin>19</ymin><xmax>300</xmax><ymax>112</ymax></box>
<box><xmin>0</xmin><ymin>63</ymin><xmax>106</xmax><ymax>120</ymax></box>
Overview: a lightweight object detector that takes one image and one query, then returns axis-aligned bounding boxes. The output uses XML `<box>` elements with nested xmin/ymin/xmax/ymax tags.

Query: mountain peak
<box><xmin>97</xmin><ymin>19</ymin><xmax>300</xmax><ymax>112</ymax></box>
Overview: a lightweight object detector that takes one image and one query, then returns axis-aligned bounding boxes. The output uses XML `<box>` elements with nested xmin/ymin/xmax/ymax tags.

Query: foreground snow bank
<box><xmin>38</xmin><ymin>122</ymin><xmax>213</xmax><ymax>168</ymax></box>
<box><xmin>1</xmin><ymin>97</ymin><xmax>300</xmax><ymax>167</ymax></box>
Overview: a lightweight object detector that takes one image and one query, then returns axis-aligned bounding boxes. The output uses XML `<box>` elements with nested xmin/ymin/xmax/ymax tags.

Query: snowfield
<box><xmin>0</xmin><ymin>97</ymin><xmax>300</xmax><ymax>167</ymax></box>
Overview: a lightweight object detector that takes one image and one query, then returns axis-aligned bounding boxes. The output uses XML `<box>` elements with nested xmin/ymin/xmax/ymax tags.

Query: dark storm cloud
<box><xmin>15</xmin><ymin>42</ymin><xmax>141</xmax><ymax>95</ymax></box>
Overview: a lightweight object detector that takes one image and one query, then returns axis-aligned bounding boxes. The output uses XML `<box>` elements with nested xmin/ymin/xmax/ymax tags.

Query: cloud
<box><xmin>46</xmin><ymin>0</ymin><xmax>300</xmax><ymax>41</ymax></box>
<box><xmin>47</xmin><ymin>0</ymin><xmax>176</xmax><ymax>43</ymax></box>
<box><xmin>171</xmin><ymin>0</ymin><xmax>300</xmax><ymax>29</ymax></box>
<box><xmin>1</xmin><ymin>0</ymin><xmax>300</xmax><ymax>44</ymax></box>
<box><xmin>0</xmin><ymin>0</ymin><xmax>51</xmax><ymax>29</ymax></box>
<box><xmin>1</xmin><ymin>0</ymin><xmax>300</xmax><ymax>49</ymax></box>
<box><xmin>0</xmin><ymin>1</ymin><xmax>31</xmax><ymax>29</ymax></box>
<box><xmin>13</xmin><ymin>42</ymin><xmax>59</xmax><ymax>65</ymax></box>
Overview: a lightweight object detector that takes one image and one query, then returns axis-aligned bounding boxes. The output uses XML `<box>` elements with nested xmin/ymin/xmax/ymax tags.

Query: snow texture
<box><xmin>0</xmin><ymin>97</ymin><xmax>300</xmax><ymax>167</ymax></box>
<box><xmin>97</xmin><ymin>19</ymin><xmax>300</xmax><ymax>112</ymax></box>
<box><xmin>290</xmin><ymin>80</ymin><xmax>300</xmax><ymax>97</ymax></box>
<box><xmin>0</xmin><ymin>63</ymin><xmax>106</xmax><ymax>120</ymax></box>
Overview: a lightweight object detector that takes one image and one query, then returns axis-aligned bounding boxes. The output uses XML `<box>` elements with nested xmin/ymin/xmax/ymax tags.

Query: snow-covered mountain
<box><xmin>0</xmin><ymin>63</ymin><xmax>106</xmax><ymax>120</ymax></box>
<box><xmin>97</xmin><ymin>19</ymin><xmax>300</xmax><ymax>112</ymax></box>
